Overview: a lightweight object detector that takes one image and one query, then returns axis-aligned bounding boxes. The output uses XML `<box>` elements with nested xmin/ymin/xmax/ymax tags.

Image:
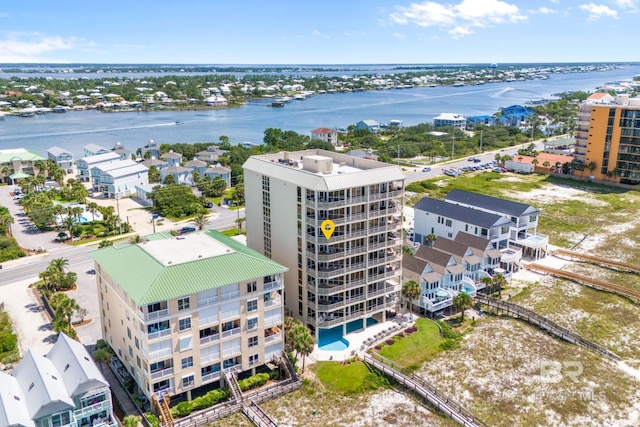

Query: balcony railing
<box><xmin>150</xmin><ymin>366</ymin><xmax>174</xmax><ymax>380</ymax></box>
<box><xmin>201</xmin><ymin>352</ymin><xmax>221</xmax><ymax>365</ymax></box>
<box><xmin>197</xmin><ymin>296</ymin><xmax>219</xmax><ymax>307</ymax></box>
<box><xmin>222</xmin><ymin>345</ymin><xmax>242</xmax><ymax>358</ymax></box>
<box><xmin>367</xmin><ymin>285</ymin><xmax>396</xmax><ymax>298</ymax></box>
<box><xmin>219</xmin><ymin>290</ymin><xmax>241</xmax><ymax>303</ymax></box>
<box><xmin>145</xmin><ymin>308</ymin><xmax>169</xmax><ymax>321</ymax></box>
<box><xmin>221</xmin><ymin>327</ymin><xmax>241</xmax><ymax>338</ymax></box>
<box><xmin>200</xmin><ymin>333</ymin><xmax>220</xmax><ymax>346</ymax></box>
<box><xmin>199</xmin><ymin>314</ymin><xmax>219</xmax><ymax>327</ymax></box>
<box><xmin>264</xmin><ymin>332</ymin><xmax>282</xmax><ymax>344</ymax></box>
<box><xmin>148</xmin><ymin>328</ymin><xmax>171</xmax><ymax>341</ymax></box>
<box><xmin>74</xmin><ymin>400</ymin><xmax>111</xmax><ymax>419</ymax></box>
<box><xmin>149</xmin><ymin>348</ymin><xmax>172</xmax><ymax>360</ymax></box>
<box><xmin>223</xmin><ymin>363</ymin><xmax>242</xmax><ymax>374</ymax></box>
<box><xmin>152</xmin><ymin>387</ymin><xmax>175</xmax><ymax>398</ymax></box>
<box><xmin>369</xmin><ymin>269</ymin><xmax>399</xmax><ymax>282</ymax></box>
<box><xmin>220</xmin><ymin>309</ymin><xmax>240</xmax><ymax>321</ymax></box>
<box><xmin>263</xmin><ymin>280</ymin><xmax>282</xmax><ymax>292</ymax></box>
<box><xmin>202</xmin><ymin>371</ymin><xmax>221</xmax><ymax>383</ymax></box>
<box><xmin>264</xmin><ymin>298</ymin><xmax>281</xmax><ymax>308</ymax></box>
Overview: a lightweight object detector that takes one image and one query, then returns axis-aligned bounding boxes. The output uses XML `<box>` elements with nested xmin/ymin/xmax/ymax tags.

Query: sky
<box><xmin>0</xmin><ymin>0</ymin><xmax>638</xmax><ymax>64</ymax></box>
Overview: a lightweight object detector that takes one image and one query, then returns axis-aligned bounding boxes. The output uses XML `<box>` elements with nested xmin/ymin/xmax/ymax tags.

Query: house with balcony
<box><xmin>89</xmin><ymin>159</ymin><xmax>138</xmax><ymax>188</ymax></box>
<box><xmin>140</xmin><ymin>158</ymin><xmax>169</xmax><ymax>171</ymax></box>
<box><xmin>444</xmin><ymin>189</ymin><xmax>547</xmax><ymax>260</ymax></box>
<box><xmin>111</xmin><ymin>142</ymin><xmax>131</xmax><ymax>161</ymax></box>
<box><xmin>355</xmin><ymin>119</ymin><xmax>380</xmax><ymax>133</ymax></box>
<box><xmin>91</xmin><ymin>230</ymin><xmax>288</xmax><ymax>402</ymax></box>
<box><xmin>160</xmin><ymin>150</ymin><xmax>183</xmax><ymax>167</ymax></box>
<box><xmin>0</xmin><ymin>148</ymin><xmax>47</xmax><ymax>183</ymax></box>
<box><xmin>140</xmin><ymin>140</ymin><xmax>161</xmax><ymax>159</ymax></box>
<box><xmin>243</xmin><ymin>149</ymin><xmax>404</xmax><ymax>346</ymax></box>
<box><xmin>160</xmin><ymin>165</ymin><xmax>193</xmax><ymax>186</ymax></box>
<box><xmin>204</xmin><ymin>166</ymin><xmax>232</xmax><ymax>187</ymax></box>
<box><xmin>433</xmin><ymin>113</ymin><xmax>467</xmax><ymax>131</ymax></box>
<box><xmin>195</xmin><ymin>146</ymin><xmax>227</xmax><ymax>164</ymax></box>
<box><xmin>83</xmin><ymin>144</ymin><xmax>110</xmax><ymax>158</ymax></box>
<box><xmin>98</xmin><ymin>162</ymin><xmax>149</xmax><ymax>198</ymax></box>
<box><xmin>184</xmin><ymin>159</ymin><xmax>208</xmax><ymax>177</ymax></box>
<box><xmin>47</xmin><ymin>146</ymin><xmax>74</xmax><ymax>172</ymax></box>
<box><xmin>310</xmin><ymin>127</ymin><xmax>338</xmax><ymax>147</ymax></box>
<box><xmin>0</xmin><ymin>333</ymin><xmax>116</xmax><ymax>427</ymax></box>
<box><xmin>76</xmin><ymin>152</ymin><xmax>121</xmax><ymax>182</ymax></box>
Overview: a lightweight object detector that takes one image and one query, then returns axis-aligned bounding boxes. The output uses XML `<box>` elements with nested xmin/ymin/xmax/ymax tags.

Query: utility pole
<box><xmin>397</xmin><ymin>145</ymin><xmax>400</xmax><ymax>166</ymax></box>
<box><xmin>479</xmin><ymin>130</ymin><xmax>483</xmax><ymax>153</ymax></box>
<box><xmin>451</xmin><ymin>136</ymin><xmax>455</xmax><ymax>160</ymax></box>
<box><xmin>115</xmin><ymin>195</ymin><xmax>122</xmax><ymax>235</ymax></box>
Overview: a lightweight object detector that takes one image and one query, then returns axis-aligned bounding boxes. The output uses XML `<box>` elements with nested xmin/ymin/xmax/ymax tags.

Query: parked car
<box><xmin>473</xmin><ymin>158</ymin><xmax>482</xmax><ymax>163</ymax></box>
<box><xmin>86</xmin><ymin>269</ymin><xmax>96</xmax><ymax>275</ymax></box>
<box><xmin>422</xmin><ymin>167</ymin><xmax>432</xmax><ymax>172</ymax></box>
<box><xmin>177</xmin><ymin>226</ymin><xmax>196</xmax><ymax>235</ymax></box>
<box><xmin>468</xmin><ymin>157</ymin><xmax>476</xmax><ymax>162</ymax></box>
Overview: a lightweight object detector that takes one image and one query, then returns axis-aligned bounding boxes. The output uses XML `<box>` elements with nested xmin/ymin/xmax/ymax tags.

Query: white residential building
<box><xmin>310</xmin><ymin>128</ymin><xmax>338</xmax><ymax>146</ymax></box>
<box><xmin>77</xmin><ymin>152</ymin><xmax>121</xmax><ymax>182</ymax></box>
<box><xmin>434</xmin><ymin>113</ymin><xmax>467</xmax><ymax>131</ymax></box>
<box><xmin>99</xmin><ymin>163</ymin><xmax>149</xmax><ymax>198</ymax></box>
<box><xmin>243</xmin><ymin>150</ymin><xmax>405</xmax><ymax>344</ymax></box>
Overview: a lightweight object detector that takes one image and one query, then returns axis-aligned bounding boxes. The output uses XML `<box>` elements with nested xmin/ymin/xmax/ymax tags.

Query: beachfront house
<box><xmin>99</xmin><ymin>162</ymin><xmax>149</xmax><ymax>198</ymax></box>
<box><xmin>355</xmin><ymin>119</ymin><xmax>380</xmax><ymax>133</ymax></box>
<box><xmin>47</xmin><ymin>146</ymin><xmax>74</xmax><ymax>172</ymax></box>
<box><xmin>112</xmin><ymin>142</ymin><xmax>131</xmax><ymax>161</ymax></box>
<box><xmin>141</xmin><ymin>140</ymin><xmax>161</xmax><ymax>159</ymax></box>
<box><xmin>140</xmin><ymin>157</ymin><xmax>169</xmax><ymax>171</ymax></box>
<box><xmin>195</xmin><ymin>146</ymin><xmax>227</xmax><ymax>163</ymax></box>
<box><xmin>90</xmin><ymin>159</ymin><xmax>138</xmax><ymax>188</ymax></box>
<box><xmin>434</xmin><ymin>113</ymin><xmax>467</xmax><ymax>131</ymax></box>
<box><xmin>0</xmin><ymin>333</ymin><xmax>117</xmax><ymax>427</ymax></box>
<box><xmin>83</xmin><ymin>144</ymin><xmax>110</xmax><ymax>158</ymax></box>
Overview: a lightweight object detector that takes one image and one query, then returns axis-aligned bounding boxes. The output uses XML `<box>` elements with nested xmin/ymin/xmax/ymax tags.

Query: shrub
<box><xmin>385</xmin><ymin>339</ymin><xmax>394</xmax><ymax>346</ymax></box>
<box><xmin>191</xmin><ymin>388</ymin><xmax>229</xmax><ymax>411</ymax></box>
<box><xmin>269</xmin><ymin>369</ymin><xmax>281</xmax><ymax>381</ymax></box>
<box><xmin>144</xmin><ymin>413</ymin><xmax>159</xmax><ymax>427</ymax></box>
<box><xmin>405</xmin><ymin>183</ymin><xmax>427</xmax><ymax>193</ymax></box>
<box><xmin>374</xmin><ymin>345</ymin><xmax>382</xmax><ymax>351</ymax></box>
<box><xmin>171</xmin><ymin>401</ymin><xmax>192</xmax><ymax>418</ymax></box>
<box><xmin>237</xmin><ymin>373</ymin><xmax>270</xmax><ymax>391</ymax></box>
<box><xmin>0</xmin><ymin>330</ymin><xmax>18</xmax><ymax>353</ymax></box>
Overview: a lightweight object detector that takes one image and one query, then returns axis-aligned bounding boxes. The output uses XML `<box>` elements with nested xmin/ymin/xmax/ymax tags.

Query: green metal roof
<box><xmin>91</xmin><ymin>230</ymin><xmax>287</xmax><ymax>305</ymax></box>
<box><xmin>0</xmin><ymin>149</ymin><xmax>46</xmax><ymax>163</ymax></box>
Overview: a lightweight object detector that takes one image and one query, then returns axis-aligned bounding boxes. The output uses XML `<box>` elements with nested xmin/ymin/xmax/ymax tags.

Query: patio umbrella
<box><xmin>435</xmin><ymin>290</ymin><xmax>449</xmax><ymax>298</ymax></box>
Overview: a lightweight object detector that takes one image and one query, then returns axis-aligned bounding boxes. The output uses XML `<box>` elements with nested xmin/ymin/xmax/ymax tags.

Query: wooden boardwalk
<box><xmin>475</xmin><ymin>294</ymin><xmax>620</xmax><ymax>361</ymax></box>
<box><xmin>362</xmin><ymin>353</ymin><xmax>487</xmax><ymax>427</ymax></box>
<box><xmin>525</xmin><ymin>262</ymin><xmax>640</xmax><ymax>304</ymax></box>
<box><xmin>551</xmin><ymin>249</ymin><xmax>640</xmax><ymax>275</ymax></box>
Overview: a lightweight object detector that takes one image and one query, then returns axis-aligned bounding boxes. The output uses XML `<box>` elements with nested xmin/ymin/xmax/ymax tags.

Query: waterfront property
<box><xmin>160</xmin><ymin>150</ymin><xmax>183</xmax><ymax>167</ymax></box>
<box><xmin>355</xmin><ymin>119</ymin><xmax>380</xmax><ymax>133</ymax></box>
<box><xmin>402</xmin><ymin>232</ymin><xmax>500</xmax><ymax>314</ymax></box>
<box><xmin>77</xmin><ymin>152</ymin><xmax>121</xmax><ymax>182</ymax></box>
<box><xmin>310</xmin><ymin>127</ymin><xmax>338</xmax><ymax>147</ymax></box>
<box><xmin>83</xmin><ymin>144</ymin><xmax>110</xmax><ymax>158</ymax></box>
<box><xmin>160</xmin><ymin>165</ymin><xmax>193</xmax><ymax>186</ymax></box>
<box><xmin>433</xmin><ymin>113</ymin><xmax>467</xmax><ymax>131</ymax></box>
<box><xmin>574</xmin><ymin>93</ymin><xmax>640</xmax><ymax>185</ymax></box>
<box><xmin>140</xmin><ymin>157</ymin><xmax>169</xmax><ymax>171</ymax></box>
<box><xmin>47</xmin><ymin>146</ymin><xmax>74</xmax><ymax>172</ymax></box>
<box><xmin>184</xmin><ymin>159</ymin><xmax>208</xmax><ymax>177</ymax></box>
<box><xmin>195</xmin><ymin>146</ymin><xmax>227</xmax><ymax>163</ymax></box>
<box><xmin>243</xmin><ymin>149</ymin><xmax>404</xmax><ymax>345</ymax></box>
<box><xmin>204</xmin><ymin>165</ymin><xmax>232</xmax><ymax>187</ymax></box>
<box><xmin>91</xmin><ymin>230</ymin><xmax>287</xmax><ymax>401</ymax></box>
<box><xmin>0</xmin><ymin>148</ymin><xmax>46</xmax><ymax>183</ymax></box>
<box><xmin>111</xmin><ymin>142</ymin><xmax>131</xmax><ymax>161</ymax></box>
<box><xmin>98</xmin><ymin>162</ymin><xmax>149</xmax><ymax>199</ymax></box>
<box><xmin>0</xmin><ymin>333</ymin><xmax>116</xmax><ymax>427</ymax></box>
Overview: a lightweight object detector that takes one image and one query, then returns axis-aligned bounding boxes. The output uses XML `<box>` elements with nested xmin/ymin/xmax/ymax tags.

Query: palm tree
<box><xmin>424</xmin><ymin>233</ymin><xmax>437</xmax><ymax>247</ymax></box>
<box><xmin>87</xmin><ymin>202</ymin><xmax>99</xmax><ymax>221</ymax></box>
<box><xmin>129</xmin><ymin>235</ymin><xmax>145</xmax><ymax>244</ymax></box>
<box><xmin>290</xmin><ymin>322</ymin><xmax>314</xmax><ymax>370</ymax></box>
<box><xmin>587</xmin><ymin>161</ymin><xmax>597</xmax><ymax>177</ymax></box>
<box><xmin>543</xmin><ymin>160</ymin><xmax>551</xmax><ymax>171</ymax></box>
<box><xmin>493</xmin><ymin>273</ymin><xmax>507</xmax><ymax>298</ymax></box>
<box><xmin>34</xmin><ymin>160</ymin><xmax>47</xmax><ymax>178</ymax></box>
<box><xmin>92</xmin><ymin>348</ymin><xmax>114</xmax><ymax>373</ymax></box>
<box><xmin>531</xmin><ymin>158</ymin><xmax>539</xmax><ymax>170</ymax></box>
<box><xmin>401</xmin><ymin>280</ymin><xmax>421</xmax><ymax>318</ymax></box>
<box><xmin>98</xmin><ymin>239</ymin><xmax>114</xmax><ymax>248</ymax></box>
<box><xmin>481</xmin><ymin>276</ymin><xmax>493</xmax><ymax>295</ymax></box>
<box><xmin>236</xmin><ymin>216</ymin><xmax>246</xmax><ymax>233</ymax></box>
<box><xmin>50</xmin><ymin>257</ymin><xmax>69</xmax><ymax>274</ymax></box>
<box><xmin>453</xmin><ymin>292</ymin><xmax>473</xmax><ymax>321</ymax></box>
<box><xmin>193</xmin><ymin>212</ymin><xmax>209</xmax><ymax>230</ymax></box>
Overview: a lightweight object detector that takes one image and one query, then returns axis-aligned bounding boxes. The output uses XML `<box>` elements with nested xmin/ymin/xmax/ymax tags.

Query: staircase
<box><xmin>223</xmin><ymin>367</ymin><xmax>244</xmax><ymax>403</ymax></box>
<box><xmin>152</xmin><ymin>392</ymin><xmax>174</xmax><ymax>427</ymax></box>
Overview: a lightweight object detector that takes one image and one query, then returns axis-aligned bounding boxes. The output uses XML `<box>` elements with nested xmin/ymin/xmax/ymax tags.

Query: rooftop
<box><xmin>0</xmin><ymin>148</ymin><xmax>46</xmax><ymax>163</ymax></box>
<box><xmin>445</xmin><ymin>189</ymin><xmax>538</xmax><ymax>217</ymax></box>
<box><xmin>415</xmin><ymin>197</ymin><xmax>511</xmax><ymax>229</ymax></box>
<box><xmin>91</xmin><ymin>230</ymin><xmax>288</xmax><ymax>305</ymax></box>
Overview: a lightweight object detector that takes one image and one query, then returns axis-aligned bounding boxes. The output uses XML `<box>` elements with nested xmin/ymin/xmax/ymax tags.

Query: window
<box><xmin>247</xmin><ymin>317</ymin><xmax>258</xmax><ymax>330</ymax></box>
<box><xmin>445</xmin><ymin>219</ymin><xmax>452</xmax><ymax>227</ymax></box>
<box><xmin>247</xmin><ymin>281</ymin><xmax>257</xmax><ymax>293</ymax></box>
<box><xmin>177</xmin><ymin>297</ymin><xmax>190</xmax><ymax>311</ymax></box>
<box><xmin>179</xmin><ymin>317</ymin><xmax>192</xmax><ymax>331</ymax></box>
<box><xmin>181</xmin><ymin>356</ymin><xmax>193</xmax><ymax>369</ymax></box>
<box><xmin>249</xmin><ymin>354</ymin><xmax>259</xmax><ymax>366</ymax></box>
<box><xmin>247</xmin><ymin>299</ymin><xmax>258</xmax><ymax>312</ymax></box>
<box><xmin>182</xmin><ymin>375</ymin><xmax>195</xmax><ymax>389</ymax></box>
<box><xmin>248</xmin><ymin>336</ymin><xmax>258</xmax><ymax>348</ymax></box>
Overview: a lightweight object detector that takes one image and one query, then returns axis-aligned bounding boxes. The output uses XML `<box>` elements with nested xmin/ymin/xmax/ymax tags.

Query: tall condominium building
<box><xmin>574</xmin><ymin>93</ymin><xmax>640</xmax><ymax>185</ymax></box>
<box><xmin>243</xmin><ymin>149</ymin><xmax>405</xmax><ymax>343</ymax></box>
<box><xmin>92</xmin><ymin>230</ymin><xmax>287</xmax><ymax>401</ymax></box>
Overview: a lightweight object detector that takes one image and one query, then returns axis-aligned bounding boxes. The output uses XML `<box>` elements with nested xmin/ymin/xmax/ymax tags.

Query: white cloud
<box><xmin>390</xmin><ymin>0</ymin><xmax>526</xmax><ymax>38</ymax></box>
<box><xmin>392</xmin><ymin>33</ymin><xmax>407</xmax><ymax>38</ymax></box>
<box><xmin>578</xmin><ymin>3</ymin><xmax>618</xmax><ymax>20</ymax></box>
<box><xmin>311</xmin><ymin>30</ymin><xmax>330</xmax><ymax>39</ymax></box>
<box><xmin>528</xmin><ymin>6</ymin><xmax>558</xmax><ymax>14</ymax></box>
<box><xmin>0</xmin><ymin>33</ymin><xmax>84</xmax><ymax>62</ymax></box>
<box><xmin>613</xmin><ymin>0</ymin><xmax>637</xmax><ymax>9</ymax></box>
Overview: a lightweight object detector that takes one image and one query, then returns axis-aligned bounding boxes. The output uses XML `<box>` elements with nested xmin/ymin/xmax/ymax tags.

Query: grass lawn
<box><xmin>376</xmin><ymin>318</ymin><xmax>444</xmax><ymax>370</ymax></box>
<box><xmin>208</xmin><ymin>189</ymin><xmax>233</xmax><ymax>206</ymax></box>
<box><xmin>313</xmin><ymin>361</ymin><xmax>377</xmax><ymax>395</ymax></box>
<box><xmin>0</xmin><ymin>311</ymin><xmax>20</xmax><ymax>365</ymax></box>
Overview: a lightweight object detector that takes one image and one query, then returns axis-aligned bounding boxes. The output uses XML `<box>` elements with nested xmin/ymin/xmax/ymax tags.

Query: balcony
<box><xmin>74</xmin><ymin>400</ymin><xmax>111</xmax><ymax>420</ymax></box>
<box><xmin>220</xmin><ymin>309</ymin><xmax>240</xmax><ymax>321</ymax></box>
<box><xmin>264</xmin><ymin>280</ymin><xmax>283</xmax><ymax>292</ymax></box>
<box><xmin>199</xmin><ymin>314</ymin><xmax>219</xmax><ymax>327</ymax></box>
<box><xmin>264</xmin><ymin>332</ymin><xmax>282</xmax><ymax>344</ymax></box>
<box><xmin>264</xmin><ymin>297</ymin><xmax>281</xmax><ymax>308</ymax></box>
<box><xmin>317</xmin><ymin>310</ymin><xmax>365</xmax><ymax>327</ymax></box>
<box><xmin>219</xmin><ymin>290</ymin><xmax>241</xmax><ymax>303</ymax></box>
<box><xmin>150</xmin><ymin>366</ymin><xmax>174</xmax><ymax>380</ymax></box>
<box><xmin>197</xmin><ymin>295</ymin><xmax>219</xmax><ymax>307</ymax></box>
<box><xmin>221</xmin><ymin>327</ymin><xmax>241</xmax><ymax>338</ymax></box>
<box><xmin>144</xmin><ymin>308</ymin><xmax>169</xmax><ymax>321</ymax></box>
<box><xmin>222</xmin><ymin>344</ymin><xmax>242</xmax><ymax>358</ymax></box>
<box><xmin>200</xmin><ymin>333</ymin><xmax>220</xmax><ymax>346</ymax></box>
<box><xmin>369</xmin><ymin>269</ymin><xmax>399</xmax><ymax>282</ymax></box>
<box><xmin>149</xmin><ymin>348</ymin><xmax>172</xmax><ymax>360</ymax></box>
<box><xmin>223</xmin><ymin>363</ymin><xmax>243</xmax><ymax>374</ymax></box>
<box><xmin>201</xmin><ymin>352</ymin><xmax>221</xmax><ymax>365</ymax></box>
<box><xmin>148</xmin><ymin>328</ymin><xmax>171</xmax><ymax>341</ymax></box>
<box><xmin>202</xmin><ymin>370</ymin><xmax>221</xmax><ymax>383</ymax></box>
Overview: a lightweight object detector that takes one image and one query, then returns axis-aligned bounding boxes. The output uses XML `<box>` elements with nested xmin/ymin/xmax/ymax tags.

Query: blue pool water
<box><xmin>318</xmin><ymin>326</ymin><xmax>350</xmax><ymax>351</ymax></box>
<box><xmin>528</xmin><ymin>236</ymin><xmax>544</xmax><ymax>242</ymax></box>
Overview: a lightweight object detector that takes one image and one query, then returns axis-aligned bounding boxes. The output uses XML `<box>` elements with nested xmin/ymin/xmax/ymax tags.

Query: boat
<box><xmin>175</xmin><ymin>121</ymin><xmax>184</xmax><ymax>125</ymax></box>
<box><xmin>18</xmin><ymin>111</ymin><xmax>35</xmax><ymax>117</ymax></box>
<box><xmin>52</xmin><ymin>106</ymin><xmax>67</xmax><ymax>113</ymax></box>
<box><xmin>270</xmin><ymin>100</ymin><xmax>286</xmax><ymax>107</ymax></box>
<box><xmin>294</xmin><ymin>94</ymin><xmax>306</xmax><ymax>100</ymax></box>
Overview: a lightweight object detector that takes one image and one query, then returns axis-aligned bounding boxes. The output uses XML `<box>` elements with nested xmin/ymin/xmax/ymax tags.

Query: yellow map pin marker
<box><xmin>321</xmin><ymin>220</ymin><xmax>335</xmax><ymax>240</ymax></box>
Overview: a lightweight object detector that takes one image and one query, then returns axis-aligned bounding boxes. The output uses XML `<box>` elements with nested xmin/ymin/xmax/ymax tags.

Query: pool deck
<box><xmin>309</xmin><ymin>314</ymin><xmax>415</xmax><ymax>363</ymax></box>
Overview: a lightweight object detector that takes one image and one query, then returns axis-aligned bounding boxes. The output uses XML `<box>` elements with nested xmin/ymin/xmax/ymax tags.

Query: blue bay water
<box><xmin>1</xmin><ymin>65</ymin><xmax>639</xmax><ymax>158</ymax></box>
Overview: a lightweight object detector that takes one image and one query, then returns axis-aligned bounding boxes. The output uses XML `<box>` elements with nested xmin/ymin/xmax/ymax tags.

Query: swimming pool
<box><xmin>527</xmin><ymin>236</ymin><xmax>545</xmax><ymax>242</ymax></box>
<box><xmin>318</xmin><ymin>326</ymin><xmax>350</xmax><ymax>351</ymax></box>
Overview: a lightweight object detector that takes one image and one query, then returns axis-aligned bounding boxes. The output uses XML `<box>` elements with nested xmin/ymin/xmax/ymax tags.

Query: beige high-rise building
<box><xmin>243</xmin><ymin>149</ymin><xmax>405</xmax><ymax>346</ymax></box>
<box><xmin>92</xmin><ymin>230</ymin><xmax>287</xmax><ymax>401</ymax></box>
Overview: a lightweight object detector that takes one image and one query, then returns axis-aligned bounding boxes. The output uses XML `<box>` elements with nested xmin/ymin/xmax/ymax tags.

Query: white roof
<box><xmin>435</xmin><ymin>113</ymin><xmax>466</xmax><ymax>121</ymax></box>
<box><xmin>46</xmin><ymin>334</ymin><xmax>107</xmax><ymax>398</ymax></box>
<box><xmin>0</xmin><ymin>373</ymin><xmax>34</xmax><ymax>427</ymax></box>
<box><xmin>12</xmin><ymin>351</ymin><xmax>74</xmax><ymax>419</ymax></box>
<box><xmin>104</xmin><ymin>163</ymin><xmax>148</xmax><ymax>179</ymax></box>
<box><xmin>243</xmin><ymin>149</ymin><xmax>405</xmax><ymax>192</ymax></box>
<box><xmin>92</xmin><ymin>159</ymin><xmax>138</xmax><ymax>173</ymax></box>
<box><xmin>84</xmin><ymin>143</ymin><xmax>109</xmax><ymax>153</ymax></box>
<box><xmin>143</xmin><ymin>232</ymin><xmax>235</xmax><ymax>266</ymax></box>
<box><xmin>47</xmin><ymin>146</ymin><xmax>72</xmax><ymax>157</ymax></box>
<box><xmin>80</xmin><ymin>152</ymin><xmax>120</xmax><ymax>165</ymax></box>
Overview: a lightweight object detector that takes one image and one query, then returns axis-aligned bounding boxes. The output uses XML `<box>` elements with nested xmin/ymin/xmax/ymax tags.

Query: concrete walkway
<box><xmin>101</xmin><ymin>361</ymin><xmax>140</xmax><ymax>417</ymax></box>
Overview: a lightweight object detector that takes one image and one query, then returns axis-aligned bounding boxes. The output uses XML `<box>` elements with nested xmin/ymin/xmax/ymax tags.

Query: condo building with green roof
<box><xmin>91</xmin><ymin>230</ymin><xmax>287</xmax><ymax>401</ymax></box>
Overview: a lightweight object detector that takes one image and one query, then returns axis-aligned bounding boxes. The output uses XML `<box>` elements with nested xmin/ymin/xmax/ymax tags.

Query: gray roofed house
<box><xmin>204</xmin><ymin>165</ymin><xmax>232</xmax><ymax>186</ymax></box>
<box><xmin>47</xmin><ymin>146</ymin><xmax>74</xmax><ymax>171</ymax></box>
<box><xmin>196</xmin><ymin>146</ymin><xmax>227</xmax><ymax>163</ymax></box>
<box><xmin>140</xmin><ymin>158</ymin><xmax>168</xmax><ymax>169</ymax></box>
<box><xmin>83</xmin><ymin>144</ymin><xmax>109</xmax><ymax>158</ymax></box>
<box><xmin>160</xmin><ymin>150</ymin><xmax>183</xmax><ymax>167</ymax></box>
<box><xmin>445</xmin><ymin>189</ymin><xmax>538</xmax><ymax>218</ymax></box>
<box><xmin>160</xmin><ymin>165</ymin><xmax>193</xmax><ymax>186</ymax></box>
<box><xmin>0</xmin><ymin>374</ymin><xmax>33</xmax><ymax>427</ymax></box>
